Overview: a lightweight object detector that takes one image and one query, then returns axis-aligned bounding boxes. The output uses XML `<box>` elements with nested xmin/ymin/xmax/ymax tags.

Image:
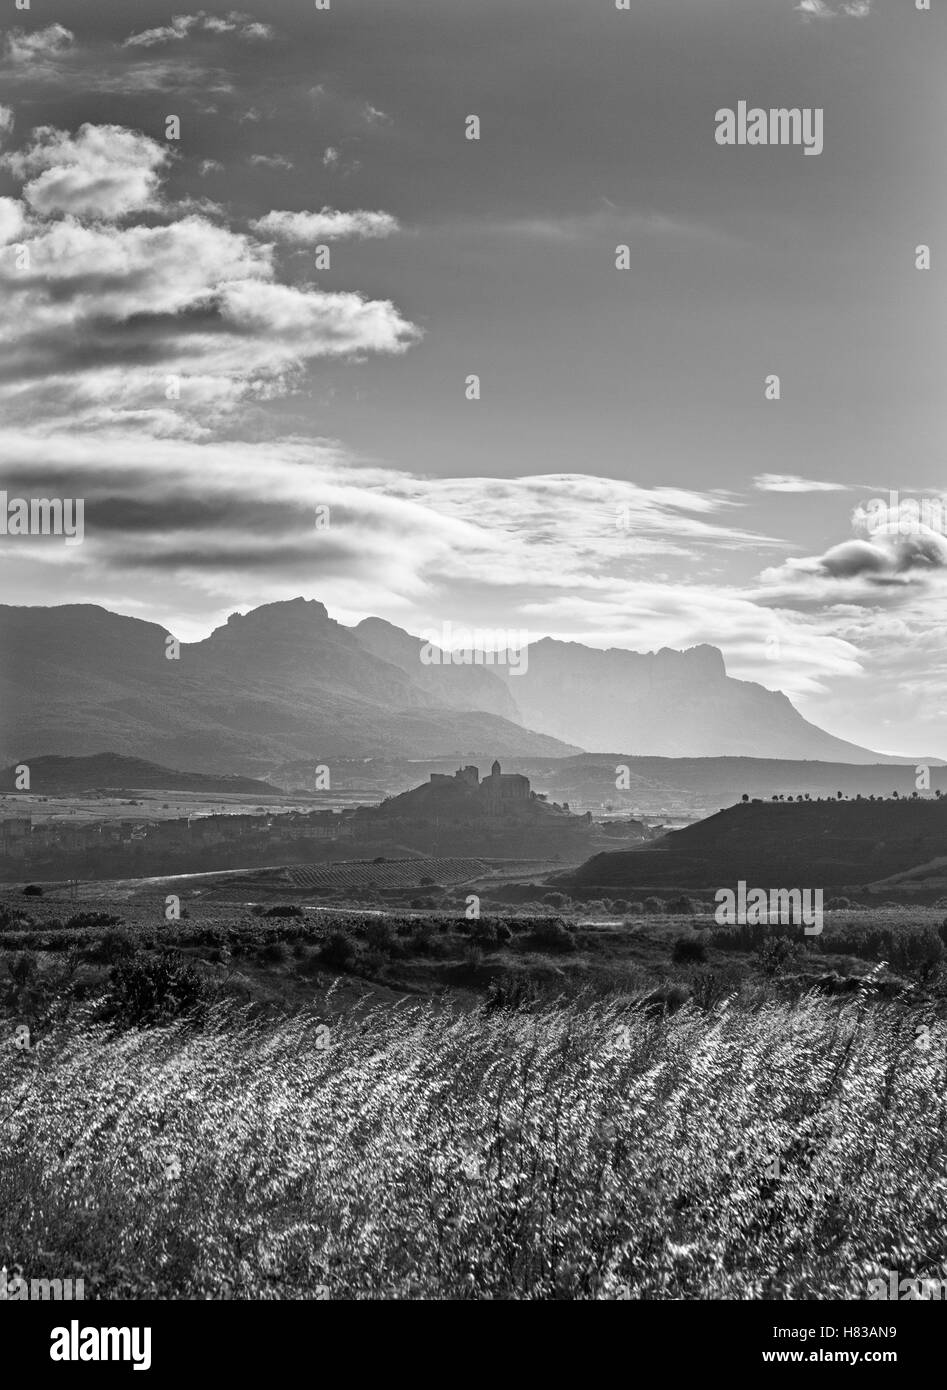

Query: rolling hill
<box><xmin>567</xmin><ymin>796</ymin><xmax>947</xmax><ymax>892</ymax></box>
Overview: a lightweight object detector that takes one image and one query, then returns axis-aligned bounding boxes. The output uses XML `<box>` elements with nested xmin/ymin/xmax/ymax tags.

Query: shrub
<box><xmin>66</xmin><ymin>911</ymin><xmax>123</xmax><ymax>930</ymax></box>
<box><xmin>264</xmin><ymin>904</ymin><xmax>304</xmax><ymax>919</ymax></box>
<box><xmin>364</xmin><ymin>921</ymin><xmax>397</xmax><ymax>955</ymax></box>
<box><xmin>542</xmin><ymin>892</ymin><xmax>567</xmax><ymax>908</ymax></box>
<box><xmin>525</xmin><ymin>918</ymin><xmax>577</xmax><ymax>954</ymax></box>
<box><xmin>642</xmin><ymin>897</ymin><xmax>662</xmax><ymax>914</ymax></box>
<box><xmin>667</xmin><ymin>895</ymin><xmax>697</xmax><ymax>915</ymax></box>
<box><xmin>320</xmin><ymin>930</ymin><xmax>357</xmax><ymax>971</ymax></box>
<box><xmin>484</xmin><ymin>971</ymin><xmax>542</xmax><ymax>1012</ymax></box>
<box><xmin>22</xmin><ymin>884</ymin><xmax>42</xmax><ymax>897</ymax></box>
<box><xmin>261</xmin><ymin>940</ymin><xmax>290</xmax><ymax>964</ymax></box>
<box><xmin>104</xmin><ymin>951</ymin><xmax>208</xmax><ymax>1028</ymax></box>
<box><xmin>672</xmin><ymin>937</ymin><xmax>707</xmax><ymax>965</ymax></box>
<box><xmin>756</xmin><ymin>936</ymin><xmax>803</xmax><ymax>978</ymax></box>
<box><xmin>97</xmin><ymin>927</ymin><xmax>136</xmax><ymax>964</ymax></box>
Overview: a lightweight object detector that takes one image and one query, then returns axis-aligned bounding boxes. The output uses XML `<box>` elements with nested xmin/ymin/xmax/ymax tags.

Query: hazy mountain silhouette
<box><xmin>499</xmin><ymin>639</ymin><xmax>896</xmax><ymax>763</ymax></box>
<box><xmin>0</xmin><ymin>599</ymin><xmax>575</xmax><ymax>775</ymax></box>
<box><xmin>0</xmin><ymin>599</ymin><xmax>903</xmax><ymax>774</ymax></box>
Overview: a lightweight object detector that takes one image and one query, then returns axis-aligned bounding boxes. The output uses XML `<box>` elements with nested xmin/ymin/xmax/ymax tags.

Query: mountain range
<box><xmin>0</xmin><ymin>597</ymin><xmax>911</xmax><ymax>774</ymax></box>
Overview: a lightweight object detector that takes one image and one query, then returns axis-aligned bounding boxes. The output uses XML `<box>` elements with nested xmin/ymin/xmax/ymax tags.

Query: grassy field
<box><xmin>2</xmin><ymin>886</ymin><xmax>946</xmax><ymax>1299</ymax></box>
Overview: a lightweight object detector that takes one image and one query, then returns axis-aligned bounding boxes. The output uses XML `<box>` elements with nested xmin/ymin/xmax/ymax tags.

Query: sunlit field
<box><xmin>3</xmin><ymin>988</ymin><xmax>945</xmax><ymax>1299</ymax></box>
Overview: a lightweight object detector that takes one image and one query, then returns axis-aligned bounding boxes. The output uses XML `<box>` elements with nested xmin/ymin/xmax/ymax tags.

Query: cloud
<box><xmin>0</xmin><ymin>121</ymin><xmax>420</xmax><ymax>434</ymax></box>
<box><xmin>2</xmin><ymin>124</ymin><xmax>170</xmax><ymax>219</ymax></box>
<box><xmin>362</xmin><ymin>105</ymin><xmax>392</xmax><ymax>125</ymax></box>
<box><xmin>123</xmin><ymin>12</ymin><xmax>275</xmax><ymax>48</ymax></box>
<box><xmin>323</xmin><ymin>147</ymin><xmax>340</xmax><ymax>168</ymax></box>
<box><xmin>758</xmin><ymin>519</ymin><xmax>947</xmax><ymax>611</ymax></box>
<box><xmin>1</xmin><ymin>428</ymin><xmax>844</xmax><ymax>696</ymax></box>
<box><xmin>795</xmin><ymin>0</ymin><xmax>871</xmax><ymax>17</ymax></box>
<box><xmin>4</xmin><ymin>24</ymin><xmax>75</xmax><ymax>63</ymax></box>
<box><xmin>0</xmin><ymin>195</ymin><xmax>25</xmax><ymax>244</ymax></box>
<box><xmin>0</xmin><ymin>22</ymin><xmax>236</xmax><ymax>95</ymax></box>
<box><xmin>0</xmin><ymin>105</ymin><xmax>13</xmax><ymax>140</ymax></box>
<box><xmin>251</xmin><ymin>208</ymin><xmax>401</xmax><ymax>242</ymax></box>
<box><xmin>754</xmin><ymin>473</ymin><xmax>848</xmax><ymax>493</ymax></box>
<box><xmin>249</xmin><ymin>154</ymin><xmax>294</xmax><ymax>171</ymax></box>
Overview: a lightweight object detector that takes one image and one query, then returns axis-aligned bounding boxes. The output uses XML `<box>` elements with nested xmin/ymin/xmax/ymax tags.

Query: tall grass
<box><xmin>1</xmin><ymin>993</ymin><xmax>945</xmax><ymax>1299</ymax></box>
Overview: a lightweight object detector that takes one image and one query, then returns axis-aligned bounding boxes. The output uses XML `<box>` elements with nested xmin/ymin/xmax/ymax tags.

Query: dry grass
<box><xmin>2</xmin><ymin>992</ymin><xmax>945</xmax><ymax>1299</ymax></box>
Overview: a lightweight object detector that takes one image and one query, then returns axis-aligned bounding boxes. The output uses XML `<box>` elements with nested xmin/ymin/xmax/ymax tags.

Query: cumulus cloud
<box><xmin>754</xmin><ymin>474</ymin><xmax>848</xmax><ymax>493</ymax></box>
<box><xmin>758</xmin><ymin>515</ymin><xmax>947</xmax><ymax>612</ymax></box>
<box><xmin>2</xmin><ymin>124</ymin><xmax>170</xmax><ymax>219</ymax></box>
<box><xmin>251</xmin><ymin>208</ymin><xmax>401</xmax><ymax>242</ymax></box>
<box><xmin>0</xmin><ymin>105</ymin><xmax>13</xmax><ymax>140</ymax></box>
<box><xmin>0</xmin><ymin>195</ymin><xmax>25</xmax><ymax>244</ymax></box>
<box><xmin>4</xmin><ymin>24</ymin><xmax>75</xmax><ymax>63</ymax></box>
<box><xmin>0</xmin><ymin>121</ymin><xmax>419</xmax><ymax>433</ymax></box>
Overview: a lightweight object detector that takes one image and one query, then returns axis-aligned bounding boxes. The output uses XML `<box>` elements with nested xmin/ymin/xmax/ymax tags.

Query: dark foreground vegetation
<box><xmin>2</xmin><ymin>891</ymin><xmax>946</xmax><ymax>1299</ymax></box>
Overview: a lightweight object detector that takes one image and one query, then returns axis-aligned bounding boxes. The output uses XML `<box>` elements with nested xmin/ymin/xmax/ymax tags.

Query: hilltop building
<box><xmin>430</xmin><ymin>760</ymin><xmax>531</xmax><ymax>809</ymax></box>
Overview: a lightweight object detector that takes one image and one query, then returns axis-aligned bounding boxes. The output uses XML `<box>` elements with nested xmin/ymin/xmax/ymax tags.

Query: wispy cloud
<box><xmin>795</xmin><ymin>0</ymin><xmax>871</xmax><ymax>18</ymax></box>
<box><xmin>754</xmin><ymin>474</ymin><xmax>848</xmax><ymax>493</ymax></box>
<box><xmin>123</xmin><ymin>11</ymin><xmax>276</xmax><ymax>48</ymax></box>
<box><xmin>251</xmin><ymin>208</ymin><xmax>401</xmax><ymax>242</ymax></box>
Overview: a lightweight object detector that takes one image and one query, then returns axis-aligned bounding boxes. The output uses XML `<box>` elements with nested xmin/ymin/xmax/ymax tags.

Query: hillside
<box><xmin>0</xmin><ymin>600</ymin><xmax>576</xmax><ymax>775</ymax></box>
<box><xmin>0</xmin><ymin>598</ymin><xmax>913</xmax><ymax>774</ymax></box>
<box><xmin>568</xmin><ymin>796</ymin><xmax>947</xmax><ymax>891</ymax></box>
<box><xmin>0</xmin><ymin>754</ymin><xmax>280</xmax><ymax>796</ymax></box>
<box><xmin>500</xmin><ymin>640</ymin><xmax>897</xmax><ymax>762</ymax></box>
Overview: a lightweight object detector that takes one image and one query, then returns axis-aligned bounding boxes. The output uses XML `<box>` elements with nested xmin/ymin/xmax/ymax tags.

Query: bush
<box><xmin>261</xmin><ymin>940</ymin><xmax>290</xmax><ymax>964</ymax></box>
<box><xmin>642</xmin><ymin>897</ymin><xmax>662</xmax><ymax>914</ymax></box>
<box><xmin>484</xmin><ymin>971</ymin><xmax>542</xmax><ymax>1012</ymax></box>
<box><xmin>525</xmin><ymin>918</ymin><xmax>577</xmax><ymax>954</ymax></box>
<box><xmin>672</xmin><ymin>937</ymin><xmax>707</xmax><ymax>965</ymax></box>
<box><xmin>667</xmin><ymin>895</ymin><xmax>697</xmax><ymax>915</ymax></box>
<box><xmin>320</xmin><ymin>930</ymin><xmax>357</xmax><ymax>971</ymax></box>
<box><xmin>264</xmin><ymin>904</ymin><xmax>304</xmax><ymax>919</ymax></box>
<box><xmin>104</xmin><ymin>951</ymin><xmax>208</xmax><ymax>1028</ymax></box>
<box><xmin>364</xmin><ymin>921</ymin><xmax>398</xmax><ymax>956</ymax></box>
<box><xmin>542</xmin><ymin>893</ymin><xmax>567</xmax><ymax>908</ymax></box>
<box><xmin>66</xmin><ymin>911</ymin><xmax>123</xmax><ymax>930</ymax></box>
<box><xmin>22</xmin><ymin>884</ymin><xmax>43</xmax><ymax>897</ymax></box>
<box><xmin>97</xmin><ymin>927</ymin><xmax>136</xmax><ymax>964</ymax></box>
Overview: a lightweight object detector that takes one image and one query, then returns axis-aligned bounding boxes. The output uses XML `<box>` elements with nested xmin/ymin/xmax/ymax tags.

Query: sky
<box><xmin>0</xmin><ymin>0</ymin><xmax>946</xmax><ymax>756</ymax></box>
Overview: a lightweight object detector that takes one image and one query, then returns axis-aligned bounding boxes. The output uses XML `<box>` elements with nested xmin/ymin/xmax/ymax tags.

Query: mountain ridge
<box><xmin>0</xmin><ymin>598</ymin><xmax>907</xmax><ymax>771</ymax></box>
